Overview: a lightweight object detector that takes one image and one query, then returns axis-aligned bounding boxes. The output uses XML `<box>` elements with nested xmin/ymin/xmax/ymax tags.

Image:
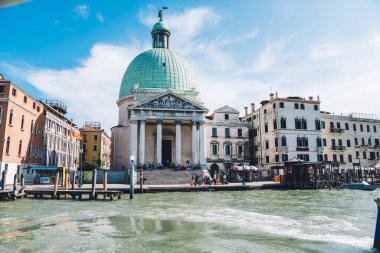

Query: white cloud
<box><xmin>309</xmin><ymin>40</ymin><xmax>351</xmax><ymax>60</ymax></box>
<box><xmin>96</xmin><ymin>12</ymin><xmax>104</xmax><ymax>23</ymax></box>
<box><xmin>74</xmin><ymin>4</ymin><xmax>90</xmax><ymax>20</ymax></box>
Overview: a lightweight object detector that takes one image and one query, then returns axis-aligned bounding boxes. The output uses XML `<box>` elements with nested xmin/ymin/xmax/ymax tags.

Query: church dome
<box><xmin>118</xmin><ymin>8</ymin><xmax>198</xmax><ymax>99</ymax></box>
<box><xmin>119</xmin><ymin>48</ymin><xmax>198</xmax><ymax>98</ymax></box>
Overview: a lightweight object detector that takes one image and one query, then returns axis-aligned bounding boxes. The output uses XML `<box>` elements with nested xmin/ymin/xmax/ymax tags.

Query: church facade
<box><xmin>111</xmin><ymin>10</ymin><xmax>209</xmax><ymax>169</ymax></box>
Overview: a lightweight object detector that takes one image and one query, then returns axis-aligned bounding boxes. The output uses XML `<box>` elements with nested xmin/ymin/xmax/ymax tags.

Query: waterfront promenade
<box><xmin>25</xmin><ymin>181</ymin><xmax>281</xmax><ymax>193</ymax></box>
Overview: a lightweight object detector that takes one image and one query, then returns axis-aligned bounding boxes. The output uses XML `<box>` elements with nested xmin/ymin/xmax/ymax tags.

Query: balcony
<box><xmin>331</xmin><ymin>145</ymin><xmax>346</xmax><ymax>151</ymax></box>
<box><xmin>317</xmin><ymin>147</ymin><xmax>324</xmax><ymax>153</ymax></box>
<box><xmin>278</xmin><ymin>146</ymin><xmax>289</xmax><ymax>152</ymax></box>
<box><xmin>296</xmin><ymin>147</ymin><xmax>309</xmax><ymax>152</ymax></box>
<box><xmin>330</xmin><ymin>128</ymin><xmax>344</xmax><ymax>134</ymax></box>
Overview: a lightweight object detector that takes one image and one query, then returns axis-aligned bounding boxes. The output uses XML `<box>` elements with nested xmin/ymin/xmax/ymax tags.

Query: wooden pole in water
<box><xmin>71</xmin><ymin>171</ymin><xmax>75</xmax><ymax>190</ymax></box>
<box><xmin>374</xmin><ymin>197</ymin><xmax>380</xmax><ymax>249</ymax></box>
<box><xmin>140</xmin><ymin>169</ymin><xmax>143</xmax><ymax>194</ymax></box>
<box><xmin>91</xmin><ymin>169</ymin><xmax>97</xmax><ymax>200</ymax></box>
<box><xmin>53</xmin><ymin>170</ymin><xmax>60</xmax><ymax>199</ymax></box>
<box><xmin>12</xmin><ymin>174</ymin><xmax>17</xmax><ymax>200</ymax></box>
<box><xmin>103</xmin><ymin>169</ymin><xmax>107</xmax><ymax>199</ymax></box>
<box><xmin>1</xmin><ymin>170</ymin><xmax>6</xmax><ymax>190</ymax></box>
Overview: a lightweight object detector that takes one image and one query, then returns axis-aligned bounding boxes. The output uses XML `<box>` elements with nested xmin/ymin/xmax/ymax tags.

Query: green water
<box><xmin>0</xmin><ymin>189</ymin><xmax>378</xmax><ymax>253</ymax></box>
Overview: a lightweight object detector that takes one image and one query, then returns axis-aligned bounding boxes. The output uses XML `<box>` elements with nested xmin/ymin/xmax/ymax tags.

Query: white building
<box><xmin>243</xmin><ymin>94</ymin><xmax>322</xmax><ymax>168</ymax></box>
<box><xmin>205</xmin><ymin>105</ymin><xmax>249</xmax><ymax>172</ymax></box>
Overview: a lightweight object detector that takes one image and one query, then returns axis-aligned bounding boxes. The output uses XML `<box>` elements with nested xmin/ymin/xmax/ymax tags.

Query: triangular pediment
<box><xmin>214</xmin><ymin>105</ymin><xmax>240</xmax><ymax>114</ymax></box>
<box><xmin>131</xmin><ymin>90</ymin><xmax>208</xmax><ymax>112</ymax></box>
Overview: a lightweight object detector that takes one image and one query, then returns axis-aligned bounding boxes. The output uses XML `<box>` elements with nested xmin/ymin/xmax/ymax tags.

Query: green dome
<box><xmin>119</xmin><ymin>48</ymin><xmax>198</xmax><ymax>98</ymax></box>
<box><xmin>152</xmin><ymin>21</ymin><xmax>169</xmax><ymax>33</ymax></box>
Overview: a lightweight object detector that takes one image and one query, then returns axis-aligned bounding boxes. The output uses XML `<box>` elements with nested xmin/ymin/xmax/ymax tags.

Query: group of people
<box><xmin>191</xmin><ymin>171</ymin><xmax>228</xmax><ymax>186</ymax></box>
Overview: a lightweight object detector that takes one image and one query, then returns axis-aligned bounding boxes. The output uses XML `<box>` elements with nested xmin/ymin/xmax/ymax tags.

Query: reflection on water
<box><xmin>0</xmin><ymin>190</ymin><xmax>378</xmax><ymax>252</ymax></box>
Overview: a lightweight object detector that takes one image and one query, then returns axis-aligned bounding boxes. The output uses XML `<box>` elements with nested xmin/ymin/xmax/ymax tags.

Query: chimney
<box><xmin>244</xmin><ymin>107</ymin><xmax>248</xmax><ymax>116</ymax></box>
<box><xmin>251</xmin><ymin>103</ymin><xmax>255</xmax><ymax>113</ymax></box>
<box><xmin>270</xmin><ymin>93</ymin><xmax>274</xmax><ymax>101</ymax></box>
<box><xmin>309</xmin><ymin>96</ymin><xmax>313</xmax><ymax>101</ymax></box>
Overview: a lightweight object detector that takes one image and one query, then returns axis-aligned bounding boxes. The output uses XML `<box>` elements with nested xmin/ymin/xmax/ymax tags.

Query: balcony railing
<box><xmin>330</xmin><ymin>128</ymin><xmax>344</xmax><ymax>134</ymax></box>
<box><xmin>296</xmin><ymin>147</ymin><xmax>309</xmax><ymax>151</ymax></box>
<box><xmin>332</xmin><ymin>145</ymin><xmax>346</xmax><ymax>151</ymax></box>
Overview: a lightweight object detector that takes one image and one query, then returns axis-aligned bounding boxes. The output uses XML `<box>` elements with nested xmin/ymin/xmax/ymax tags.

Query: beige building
<box><xmin>80</xmin><ymin>122</ymin><xmax>111</xmax><ymax>169</ymax></box>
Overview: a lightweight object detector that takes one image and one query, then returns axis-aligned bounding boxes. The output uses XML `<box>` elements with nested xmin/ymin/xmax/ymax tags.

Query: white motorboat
<box><xmin>339</xmin><ymin>181</ymin><xmax>379</xmax><ymax>191</ymax></box>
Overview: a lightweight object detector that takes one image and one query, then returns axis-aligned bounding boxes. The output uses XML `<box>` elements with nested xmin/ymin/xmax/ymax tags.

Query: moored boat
<box><xmin>339</xmin><ymin>181</ymin><xmax>379</xmax><ymax>191</ymax></box>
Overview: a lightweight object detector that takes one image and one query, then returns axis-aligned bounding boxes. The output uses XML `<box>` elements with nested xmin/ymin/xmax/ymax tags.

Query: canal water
<box><xmin>0</xmin><ymin>189</ymin><xmax>378</xmax><ymax>253</ymax></box>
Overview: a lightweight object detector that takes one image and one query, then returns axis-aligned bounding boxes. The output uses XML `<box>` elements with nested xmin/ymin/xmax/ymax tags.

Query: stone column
<box><xmin>156</xmin><ymin>120</ymin><xmax>162</xmax><ymax>166</ymax></box>
<box><xmin>192</xmin><ymin>121</ymin><xmax>198</xmax><ymax>165</ymax></box>
<box><xmin>175</xmin><ymin>120</ymin><xmax>181</xmax><ymax>165</ymax></box>
<box><xmin>199</xmin><ymin>121</ymin><xmax>206</xmax><ymax>166</ymax></box>
<box><xmin>130</xmin><ymin>120</ymin><xmax>138</xmax><ymax>162</ymax></box>
<box><xmin>139</xmin><ymin>120</ymin><xmax>145</xmax><ymax>165</ymax></box>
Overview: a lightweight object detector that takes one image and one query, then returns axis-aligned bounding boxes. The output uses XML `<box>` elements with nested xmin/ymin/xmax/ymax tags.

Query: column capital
<box><xmin>198</xmin><ymin>120</ymin><xmax>206</xmax><ymax>125</ymax></box>
<box><xmin>175</xmin><ymin>119</ymin><xmax>182</xmax><ymax>125</ymax></box>
<box><xmin>139</xmin><ymin>119</ymin><xmax>146</xmax><ymax>123</ymax></box>
<box><xmin>130</xmin><ymin>120</ymin><xmax>138</xmax><ymax>124</ymax></box>
<box><xmin>192</xmin><ymin>120</ymin><xmax>198</xmax><ymax>126</ymax></box>
<box><xmin>156</xmin><ymin>119</ymin><xmax>163</xmax><ymax>125</ymax></box>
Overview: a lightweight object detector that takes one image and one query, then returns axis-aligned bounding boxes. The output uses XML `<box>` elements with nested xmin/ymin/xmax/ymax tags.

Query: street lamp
<box><xmin>130</xmin><ymin>154</ymin><xmax>135</xmax><ymax>199</ymax></box>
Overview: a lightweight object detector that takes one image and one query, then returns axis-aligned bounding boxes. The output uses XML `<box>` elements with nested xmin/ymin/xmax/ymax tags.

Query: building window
<box><xmin>315</xmin><ymin>119</ymin><xmax>321</xmax><ymax>130</ymax></box>
<box><xmin>37</xmin><ymin>106</ymin><xmax>40</xmax><ymax>112</ymax></box>
<box><xmin>275</xmin><ymin>154</ymin><xmax>279</xmax><ymax>162</ymax></box>
<box><xmin>264</xmin><ymin>122</ymin><xmax>268</xmax><ymax>133</ymax></box>
<box><xmin>265</xmin><ymin>140</ymin><xmax>269</xmax><ymax>149</ymax></box>
<box><xmin>83</xmin><ymin>134</ymin><xmax>87</xmax><ymax>141</ymax></box>
<box><xmin>367</xmin><ymin>125</ymin><xmax>370</xmax><ymax>132</ymax></box>
<box><xmin>340</xmin><ymin>154</ymin><xmax>344</xmax><ymax>163</ymax></box>
<box><xmin>323</xmin><ymin>138</ymin><xmax>326</xmax><ymax>146</ymax></box>
<box><xmin>295</xmin><ymin>118</ymin><xmax>307</xmax><ymax>130</ymax></box>
<box><xmin>263</xmin><ymin>109</ymin><xmax>267</xmax><ymax>114</ymax></box>
<box><xmin>354</xmin><ymin>138</ymin><xmax>358</xmax><ymax>146</ymax></box>
<box><xmin>273</xmin><ymin>103</ymin><xmax>276</xmax><ymax>109</ymax></box>
<box><xmin>265</xmin><ymin>156</ymin><xmax>269</xmax><ymax>163</ymax></box>
<box><xmin>0</xmin><ymin>107</ymin><xmax>2</xmax><ymax>125</ymax></box>
<box><xmin>317</xmin><ymin>154</ymin><xmax>323</xmax><ymax>161</ymax></box>
<box><xmin>237</xmin><ymin>145</ymin><xmax>243</xmax><ymax>156</ymax></box>
<box><xmin>353</xmin><ymin>124</ymin><xmax>357</xmax><ymax>131</ymax></box>
<box><xmin>93</xmin><ymin>144</ymin><xmax>97</xmax><ymax>151</ymax></box>
<box><xmin>211</xmin><ymin>144</ymin><xmax>218</xmax><ymax>155</ymax></box>
<box><xmin>212</xmin><ymin>128</ymin><xmax>217</xmax><ymax>137</ymax></box>
<box><xmin>363</xmin><ymin>151</ymin><xmax>367</xmax><ymax>159</ymax></box>
<box><xmin>316</xmin><ymin>137</ymin><xmax>322</xmax><ymax>147</ymax></box>
<box><xmin>280</xmin><ymin>117</ymin><xmax>287</xmax><ymax>128</ymax></box>
<box><xmin>300</xmin><ymin>104</ymin><xmax>305</xmax><ymax>110</ymax></box>
<box><xmin>314</xmin><ymin>105</ymin><xmax>319</xmax><ymax>111</ymax></box>
<box><xmin>225</xmin><ymin>128</ymin><xmax>230</xmax><ymax>138</ymax></box>
<box><xmin>83</xmin><ymin>144</ymin><xmax>87</xmax><ymax>151</ymax></box>
<box><xmin>21</xmin><ymin>115</ymin><xmax>24</xmax><ymax>130</ymax></box>
<box><xmin>296</xmin><ymin>137</ymin><xmax>308</xmax><ymax>147</ymax></box>
<box><xmin>348</xmin><ymin>155</ymin><xmax>352</xmax><ymax>163</ymax></box>
<box><xmin>374</xmin><ymin>126</ymin><xmax>377</xmax><ymax>133</ymax></box>
<box><xmin>321</xmin><ymin>121</ymin><xmax>325</xmax><ymax>129</ymax></box>
<box><xmin>273</xmin><ymin>119</ymin><xmax>277</xmax><ymax>130</ymax></box>
<box><xmin>12</xmin><ymin>88</ymin><xmax>17</xmax><ymax>96</ymax></box>
<box><xmin>275</xmin><ymin>137</ymin><xmax>278</xmax><ymax>147</ymax></box>
<box><xmin>279</xmin><ymin>102</ymin><xmax>284</xmax><ymax>108</ymax></box>
<box><xmin>360</xmin><ymin>124</ymin><xmax>363</xmax><ymax>132</ymax></box>
<box><xmin>345</xmin><ymin>123</ymin><xmax>349</xmax><ymax>130</ymax></box>
<box><xmin>361</xmin><ymin>138</ymin><xmax>365</xmax><ymax>145</ymax></box>
<box><xmin>224</xmin><ymin>114</ymin><xmax>229</xmax><ymax>120</ymax></box>
<box><xmin>333</xmin><ymin>154</ymin><xmax>337</xmax><ymax>162</ymax></box>
<box><xmin>281</xmin><ymin>136</ymin><xmax>287</xmax><ymax>146</ymax></box>
<box><xmin>94</xmin><ymin>135</ymin><xmax>98</xmax><ymax>141</ymax></box>
<box><xmin>0</xmin><ymin>86</ymin><xmax>4</xmax><ymax>93</ymax></box>
<box><xmin>237</xmin><ymin>128</ymin><xmax>242</xmax><ymax>137</ymax></box>
<box><xmin>324</xmin><ymin>154</ymin><xmax>328</xmax><ymax>161</ymax></box>
<box><xmin>330</xmin><ymin>122</ymin><xmax>334</xmax><ymax>129</ymax></box>
<box><xmin>336</xmin><ymin>122</ymin><xmax>341</xmax><ymax>129</ymax></box>
<box><xmin>23</xmin><ymin>96</ymin><xmax>27</xmax><ymax>103</ymax></box>
<box><xmin>92</xmin><ymin>154</ymin><xmax>97</xmax><ymax>162</ymax></box>
<box><xmin>356</xmin><ymin>151</ymin><xmax>360</xmax><ymax>159</ymax></box>
<box><xmin>18</xmin><ymin>140</ymin><xmax>22</xmax><ymax>156</ymax></box>
<box><xmin>33</xmin><ymin>102</ymin><xmax>36</xmax><ymax>109</ymax></box>
<box><xmin>225</xmin><ymin>144</ymin><xmax>231</xmax><ymax>156</ymax></box>
<box><xmin>9</xmin><ymin>109</ymin><xmax>13</xmax><ymax>125</ymax></box>
<box><xmin>6</xmin><ymin>137</ymin><xmax>10</xmax><ymax>154</ymax></box>
<box><xmin>375</xmin><ymin>138</ymin><xmax>380</xmax><ymax>146</ymax></box>
<box><xmin>347</xmin><ymin>139</ymin><xmax>351</xmax><ymax>147</ymax></box>
<box><xmin>297</xmin><ymin>154</ymin><xmax>309</xmax><ymax>161</ymax></box>
<box><xmin>294</xmin><ymin>103</ymin><xmax>299</xmax><ymax>109</ymax></box>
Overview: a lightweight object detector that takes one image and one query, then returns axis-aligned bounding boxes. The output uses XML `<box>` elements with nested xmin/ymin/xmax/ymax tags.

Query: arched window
<box><xmin>281</xmin><ymin>136</ymin><xmax>287</xmax><ymax>146</ymax></box>
<box><xmin>273</xmin><ymin>118</ymin><xmax>277</xmax><ymax>130</ymax></box>
<box><xmin>18</xmin><ymin>140</ymin><xmax>22</xmax><ymax>156</ymax></box>
<box><xmin>6</xmin><ymin>137</ymin><xmax>10</xmax><ymax>154</ymax></box>
<box><xmin>300</xmin><ymin>104</ymin><xmax>305</xmax><ymax>110</ymax></box>
<box><xmin>275</xmin><ymin>137</ymin><xmax>278</xmax><ymax>147</ymax></box>
<box><xmin>21</xmin><ymin>115</ymin><xmax>24</xmax><ymax>130</ymax></box>
<box><xmin>31</xmin><ymin>120</ymin><xmax>34</xmax><ymax>133</ymax></box>
<box><xmin>280</xmin><ymin>117</ymin><xmax>287</xmax><ymax>128</ymax></box>
<box><xmin>279</xmin><ymin>102</ymin><xmax>284</xmax><ymax>108</ymax></box>
<box><xmin>297</xmin><ymin>137</ymin><xmax>302</xmax><ymax>147</ymax></box>
<box><xmin>9</xmin><ymin>109</ymin><xmax>13</xmax><ymax>125</ymax></box>
<box><xmin>316</xmin><ymin>137</ymin><xmax>322</xmax><ymax>147</ymax></box>
<box><xmin>225</xmin><ymin>143</ymin><xmax>231</xmax><ymax>156</ymax></box>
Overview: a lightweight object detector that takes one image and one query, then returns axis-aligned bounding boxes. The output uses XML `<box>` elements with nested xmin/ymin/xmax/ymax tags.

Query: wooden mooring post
<box><xmin>103</xmin><ymin>169</ymin><xmax>107</xmax><ymax>199</ymax></box>
<box><xmin>140</xmin><ymin>169</ymin><xmax>143</xmax><ymax>194</ymax></box>
<box><xmin>91</xmin><ymin>169</ymin><xmax>97</xmax><ymax>200</ymax></box>
<box><xmin>53</xmin><ymin>170</ymin><xmax>60</xmax><ymax>199</ymax></box>
<box><xmin>1</xmin><ymin>170</ymin><xmax>6</xmax><ymax>191</ymax></box>
<box><xmin>12</xmin><ymin>174</ymin><xmax>17</xmax><ymax>200</ymax></box>
<box><xmin>374</xmin><ymin>197</ymin><xmax>380</xmax><ymax>249</ymax></box>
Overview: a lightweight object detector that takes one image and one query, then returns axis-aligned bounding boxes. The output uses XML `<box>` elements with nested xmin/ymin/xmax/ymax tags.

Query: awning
<box><xmin>28</xmin><ymin>166</ymin><xmax>59</xmax><ymax>171</ymax></box>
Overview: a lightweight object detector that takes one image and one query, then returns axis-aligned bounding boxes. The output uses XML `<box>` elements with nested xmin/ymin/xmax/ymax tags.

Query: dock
<box><xmin>25</xmin><ymin>189</ymin><xmax>122</xmax><ymax>200</ymax></box>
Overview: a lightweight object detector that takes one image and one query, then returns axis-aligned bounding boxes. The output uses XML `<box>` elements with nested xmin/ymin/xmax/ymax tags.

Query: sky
<box><xmin>1</xmin><ymin>0</ymin><xmax>380</xmax><ymax>133</ymax></box>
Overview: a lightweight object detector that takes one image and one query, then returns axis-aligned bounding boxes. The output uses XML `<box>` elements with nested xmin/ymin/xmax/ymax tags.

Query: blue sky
<box><xmin>1</xmin><ymin>0</ymin><xmax>380</xmax><ymax>132</ymax></box>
